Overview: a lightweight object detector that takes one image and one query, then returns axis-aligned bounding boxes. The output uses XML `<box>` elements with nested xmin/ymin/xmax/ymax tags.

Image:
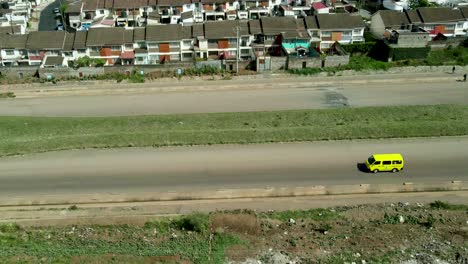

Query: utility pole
<box><xmin>236</xmin><ymin>25</ymin><xmax>239</xmax><ymax>74</ymax></box>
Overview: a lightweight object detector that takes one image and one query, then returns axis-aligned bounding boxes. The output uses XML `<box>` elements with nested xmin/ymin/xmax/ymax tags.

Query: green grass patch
<box><xmin>0</xmin><ymin>223</ymin><xmax>241</xmax><ymax>263</ymax></box>
<box><xmin>429</xmin><ymin>200</ymin><xmax>468</xmax><ymax>210</ymax></box>
<box><xmin>0</xmin><ymin>92</ymin><xmax>16</xmax><ymax>98</ymax></box>
<box><xmin>425</xmin><ymin>47</ymin><xmax>468</xmax><ymax>66</ymax></box>
<box><xmin>290</xmin><ymin>56</ymin><xmax>391</xmax><ymax>75</ymax></box>
<box><xmin>0</xmin><ymin>104</ymin><xmax>467</xmax><ymax>156</ymax></box>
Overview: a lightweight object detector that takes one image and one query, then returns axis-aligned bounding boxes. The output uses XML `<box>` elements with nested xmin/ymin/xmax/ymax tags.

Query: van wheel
<box><xmin>392</xmin><ymin>168</ymin><xmax>398</xmax><ymax>173</ymax></box>
<box><xmin>373</xmin><ymin>169</ymin><xmax>379</xmax><ymax>173</ymax></box>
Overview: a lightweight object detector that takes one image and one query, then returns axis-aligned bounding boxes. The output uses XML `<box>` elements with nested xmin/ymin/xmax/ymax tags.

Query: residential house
<box><xmin>65</xmin><ymin>1</ymin><xmax>84</xmax><ymax>30</ymax></box>
<box><xmin>311</xmin><ymin>2</ymin><xmax>329</xmax><ymax>15</ymax></box>
<box><xmin>192</xmin><ymin>23</ymin><xmax>206</xmax><ymax>58</ymax></box>
<box><xmin>146</xmin><ymin>11</ymin><xmax>161</xmax><ymax>25</ymax></box>
<box><xmin>304</xmin><ymin>15</ymin><xmax>320</xmax><ymax>49</ymax></box>
<box><xmin>416</xmin><ymin>7</ymin><xmax>466</xmax><ymax>37</ymax></box>
<box><xmin>0</xmin><ymin>33</ymin><xmax>28</xmax><ymax>66</ymax></box>
<box><xmin>370</xmin><ymin>10</ymin><xmax>411</xmax><ymax>39</ymax></box>
<box><xmin>202</xmin><ymin>20</ymin><xmax>252</xmax><ymax>62</ymax></box>
<box><xmin>280</xmin><ymin>18</ymin><xmax>310</xmax><ymax>56</ymax></box>
<box><xmin>248</xmin><ymin>6</ymin><xmax>269</xmax><ymax>19</ymax></box>
<box><xmin>133</xmin><ymin>27</ymin><xmax>148</xmax><ymax>64</ymax></box>
<box><xmin>145</xmin><ymin>24</ymin><xmax>191</xmax><ymax>63</ymax></box>
<box><xmin>41</xmin><ymin>56</ymin><xmax>67</xmax><ymax>68</ymax></box>
<box><xmin>460</xmin><ymin>7</ymin><xmax>468</xmax><ymax>33</ymax></box>
<box><xmin>259</xmin><ymin>16</ymin><xmax>303</xmax><ymax>52</ymax></box>
<box><xmin>72</xmin><ymin>31</ymin><xmax>88</xmax><ymax>59</ymax></box>
<box><xmin>386</xmin><ymin>29</ymin><xmax>430</xmax><ymax>48</ymax></box>
<box><xmin>0</xmin><ymin>24</ymin><xmax>24</xmax><ymax>34</ymax></box>
<box><xmin>85</xmin><ymin>27</ymin><xmax>134</xmax><ymax>65</ymax></box>
<box><xmin>315</xmin><ymin>13</ymin><xmax>365</xmax><ymax>50</ymax></box>
<box><xmin>201</xmin><ymin>0</ymin><xmax>226</xmax><ymax>21</ymax></box>
<box><xmin>25</xmin><ymin>31</ymin><xmax>72</xmax><ymax>66</ymax></box>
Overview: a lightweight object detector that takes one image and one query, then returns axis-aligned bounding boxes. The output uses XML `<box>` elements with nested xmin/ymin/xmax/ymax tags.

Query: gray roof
<box><xmin>260</xmin><ymin>17</ymin><xmax>308</xmax><ymax>38</ymax></box>
<box><xmin>376</xmin><ymin>10</ymin><xmax>410</xmax><ymax>28</ymax></box>
<box><xmin>248</xmin><ymin>19</ymin><xmax>262</xmax><ymax>34</ymax></box>
<box><xmin>158</xmin><ymin>0</ymin><xmax>191</xmax><ymax>5</ymax></box>
<box><xmin>405</xmin><ymin>10</ymin><xmax>421</xmax><ymax>23</ymax></box>
<box><xmin>0</xmin><ymin>25</ymin><xmax>21</xmax><ymax>34</ymax></box>
<box><xmin>86</xmin><ymin>27</ymin><xmax>134</xmax><ymax>46</ymax></box>
<box><xmin>26</xmin><ymin>31</ymin><xmax>67</xmax><ymax>50</ymax></box>
<box><xmin>316</xmin><ymin>13</ymin><xmax>365</xmax><ymax>29</ymax></box>
<box><xmin>146</xmin><ymin>24</ymin><xmax>189</xmax><ymax>42</ymax></box>
<box><xmin>192</xmin><ymin>23</ymin><xmax>204</xmax><ymax>38</ymax></box>
<box><xmin>0</xmin><ymin>34</ymin><xmax>27</xmax><ymax>49</ymax></box>
<box><xmin>134</xmin><ymin>27</ymin><xmax>146</xmax><ymax>41</ymax></box>
<box><xmin>460</xmin><ymin>7</ymin><xmax>468</xmax><ymax>19</ymax></box>
<box><xmin>147</xmin><ymin>11</ymin><xmax>160</xmax><ymax>20</ymax></box>
<box><xmin>44</xmin><ymin>56</ymin><xmax>65</xmax><ymax>66</ymax></box>
<box><xmin>204</xmin><ymin>20</ymin><xmax>249</xmax><ymax>39</ymax></box>
<box><xmin>63</xmin><ymin>32</ymin><xmax>75</xmax><ymax>51</ymax></box>
<box><xmin>181</xmin><ymin>11</ymin><xmax>193</xmax><ymax>20</ymax></box>
<box><xmin>260</xmin><ymin>16</ymin><xmax>298</xmax><ymax>34</ymax></box>
<box><xmin>304</xmin><ymin>16</ymin><xmax>318</xmax><ymax>29</ymax></box>
<box><xmin>65</xmin><ymin>2</ymin><xmax>82</xmax><ymax>13</ymax></box>
<box><xmin>417</xmin><ymin>7</ymin><xmax>464</xmax><ymax>23</ymax></box>
<box><xmin>73</xmin><ymin>31</ymin><xmax>87</xmax><ymax>49</ymax></box>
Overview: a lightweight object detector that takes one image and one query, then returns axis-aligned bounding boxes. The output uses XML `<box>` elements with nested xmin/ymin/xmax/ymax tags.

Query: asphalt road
<box><xmin>1</xmin><ymin>75</ymin><xmax>467</xmax><ymax>117</ymax></box>
<box><xmin>38</xmin><ymin>0</ymin><xmax>61</xmax><ymax>31</ymax></box>
<box><xmin>0</xmin><ymin>137</ymin><xmax>467</xmax><ymax>199</ymax></box>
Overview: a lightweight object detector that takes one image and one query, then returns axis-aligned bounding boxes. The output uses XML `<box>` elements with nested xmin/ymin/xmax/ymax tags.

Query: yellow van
<box><xmin>366</xmin><ymin>153</ymin><xmax>404</xmax><ymax>173</ymax></box>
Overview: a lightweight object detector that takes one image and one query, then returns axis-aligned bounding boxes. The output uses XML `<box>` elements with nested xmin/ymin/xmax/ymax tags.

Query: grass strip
<box><xmin>0</xmin><ymin>104</ymin><xmax>467</xmax><ymax>156</ymax></box>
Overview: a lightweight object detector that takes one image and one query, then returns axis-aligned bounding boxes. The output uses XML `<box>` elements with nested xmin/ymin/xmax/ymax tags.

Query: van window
<box><xmin>373</xmin><ymin>161</ymin><xmax>381</xmax><ymax>165</ymax></box>
<box><xmin>382</xmin><ymin>161</ymin><xmax>391</xmax><ymax>165</ymax></box>
<box><xmin>368</xmin><ymin>157</ymin><xmax>375</xmax><ymax>164</ymax></box>
<box><xmin>393</xmin><ymin>160</ymin><xmax>402</xmax><ymax>164</ymax></box>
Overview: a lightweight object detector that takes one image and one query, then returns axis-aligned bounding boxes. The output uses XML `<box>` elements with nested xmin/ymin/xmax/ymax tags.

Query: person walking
<box><xmin>464</xmin><ymin>73</ymin><xmax>467</xmax><ymax>82</ymax></box>
<box><xmin>452</xmin><ymin>66</ymin><xmax>455</xmax><ymax>74</ymax></box>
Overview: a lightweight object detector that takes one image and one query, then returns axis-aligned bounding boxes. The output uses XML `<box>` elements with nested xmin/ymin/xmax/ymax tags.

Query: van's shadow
<box><xmin>356</xmin><ymin>163</ymin><xmax>369</xmax><ymax>173</ymax></box>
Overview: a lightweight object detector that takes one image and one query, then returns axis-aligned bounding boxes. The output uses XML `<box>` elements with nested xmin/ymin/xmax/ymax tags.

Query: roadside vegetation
<box><xmin>1</xmin><ymin>201</ymin><xmax>466</xmax><ymax>263</ymax></box>
<box><xmin>289</xmin><ymin>44</ymin><xmax>468</xmax><ymax>75</ymax></box>
<box><xmin>0</xmin><ymin>104</ymin><xmax>467</xmax><ymax>156</ymax></box>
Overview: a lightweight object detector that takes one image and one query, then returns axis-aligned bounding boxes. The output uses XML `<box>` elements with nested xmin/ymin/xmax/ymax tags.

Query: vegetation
<box><xmin>341</xmin><ymin>42</ymin><xmax>376</xmax><ymax>55</ymax></box>
<box><xmin>429</xmin><ymin>200</ymin><xmax>468</xmax><ymax>210</ymax></box>
<box><xmin>1</xmin><ymin>202</ymin><xmax>466</xmax><ymax>263</ymax></box>
<box><xmin>0</xmin><ymin>104</ymin><xmax>466</xmax><ymax>156</ymax></box>
<box><xmin>289</xmin><ymin>56</ymin><xmax>390</xmax><ymax>75</ymax></box>
<box><xmin>409</xmin><ymin>0</ymin><xmax>437</xmax><ymax>9</ymax></box>
<box><xmin>70</xmin><ymin>56</ymin><xmax>106</xmax><ymax>69</ymax></box>
<box><xmin>0</xmin><ymin>92</ymin><xmax>15</xmax><ymax>98</ymax></box>
<box><xmin>425</xmin><ymin>46</ymin><xmax>468</xmax><ymax>66</ymax></box>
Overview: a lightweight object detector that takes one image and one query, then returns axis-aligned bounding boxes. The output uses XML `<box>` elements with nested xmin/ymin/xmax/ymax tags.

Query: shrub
<box><xmin>0</xmin><ymin>223</ymin><xmax>21</xmax><ymax>233</ymax></box>
<box><xmin>0</xmin><ymin>92</ymin><xmax>16</xmax><ymax>98</ymax></box>
<box><xmin>341</xmin><ymin>42</ymin><xmax>376</xmax><ymax>55</ymax></box>
<box><xmin>172</xmin><ymin>213</ymin><xmax>209</xmax><ymax>233</ymax></box>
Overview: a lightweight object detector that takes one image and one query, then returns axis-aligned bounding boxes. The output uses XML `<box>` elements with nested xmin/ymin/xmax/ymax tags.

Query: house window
<box><xmin>90</xmin><ymin>47</ymin><xmax>99</xmax><ymax>52</ymax></box>
<box><xmin>457</xmin><ymin>23</ymin><xmax>464</xmax><ymax>28</ymax></box>
<box><xmin>29</xmin><ymin>50</ymin><xmax>39</xmax><ymax>56</ymax></box>
<box><xmin>48</xmin><ymin>50</ymin><xmax>59</xmax><ymax>55</ymax></box>
<box><xmin>125</xmin><ymin>44</ymin><xmax>133</xmax><ymax>50</ymax></box>
<box><xmin>170</xmin><ymin>54</ymin><xmax>180</xmax><ymax>60</ymax></box>
<box><xmin>183</xmin><ymin>40</ymin><xmax>191</xmax><ymax>46</ymax></box>
<box><xmin>111</xmin><ymin>46</ymin><xmax>121</xmax><ymax>51</ymax></box>
<box><xmin>342</xmin><ymin>31</ymin><xmax>352</xmax><ymax>37</ymax></box>
<box><xmin>5</xmin><ymin>50</ymin><xmax>14</xmax><ymax>55</ymax></box>
<box><xmin>321</xmin><ymin>31</ymin><xmax>331</xmax><ymax>37</ymax></box>
<box><xmin>265</xmin><ymin>35</ymin><xmax>276</xmax><ymax>40</ymax></box>
<box><xmin>77</xmin><ymin>49</ymin><xmax>86</xmax><ymax>54</ymax></box>
<box><xmin>169</xmin><ymin>42</ymin><xmax>180</xmax><ymax>48</ymax></box>
<box><xmin>136</xmin><ymin>57</ymin><xmax>144</xmax><ymax>61</ymax></box>
<box><xmin>100</xmin><ymin>10</ymin><xmax>104</xmax><ymax>15</ymax></box>
<box><xmin>424</xmin><ymin>25</ymin><xmax>435</xmax><ymax>30</ymax></box>
<box><xmin>353</xmin><ymin>29</ymin><xmax>361</xmax><ymax>35</ymax></box>
<box><xmin>445</xmin><ymin>24</ymin><xmax>455</xmax><ymax>30</ymax></box>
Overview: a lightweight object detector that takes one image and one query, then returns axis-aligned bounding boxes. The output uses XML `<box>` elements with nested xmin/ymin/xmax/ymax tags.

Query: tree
<box><xmin>409</xmin><ymin>0</ymin><xmax>436</xmax><ymax>9</ymax></box>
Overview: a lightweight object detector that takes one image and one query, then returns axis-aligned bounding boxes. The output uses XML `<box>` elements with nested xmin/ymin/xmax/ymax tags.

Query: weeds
<box><xmin>0</xmin><ymin>92</ymin><xmax>15</xmax><ymax>98</ymax></box>
<box><xmin>261</xmin><ymin>208</ymin><xmax>342</xmax><ymax>221</ymax></box>
<box><xmin>429</xmin><ymin>201</ymin><xmax>468</xmax><ymax>210</ymax></box>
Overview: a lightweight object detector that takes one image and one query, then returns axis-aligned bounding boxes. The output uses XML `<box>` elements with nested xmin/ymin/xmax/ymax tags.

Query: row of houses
<box><xmin>1</xmin><ymin>7</ymin><xmax>468</xmax><ymax>68</ymax></box>
<box><xmin>0</xmin><ymin>14</ymin><xmax>366</xmax><ymax>67</ymax></box>
<box><xmin>63</xmin><ymin>0</ymin><xmax>357</xmax><ymax>30</ymax></box>
<box><xmin>0</xmin><ymin>0</ymin><xmax>37</xmax><ymax>35</ymax></box>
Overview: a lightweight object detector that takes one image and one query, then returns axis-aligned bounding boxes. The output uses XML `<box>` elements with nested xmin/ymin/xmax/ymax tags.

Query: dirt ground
<box><xmin>1</xmin><ymin>200</ymin><xmax>467</xmax><ymax>264</ymax></box>
<box><xmin>224</xmin><ymin>202</ymin><xmax>468</xmax><ymax>263</ymax></box>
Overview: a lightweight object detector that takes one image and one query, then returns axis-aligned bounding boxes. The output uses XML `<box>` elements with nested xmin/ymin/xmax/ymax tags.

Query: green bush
<box><xmin>390</xmin><ymin>47</ymin><xmax>431</xmax><ymax>61</ymax></box>
<box><xmin>341</xmin><ymin>42</ymin><xmax>376</xmax><ymax>55</ymax></box>
<box><xmin>172</xmin><ymin>213</ymin><xmax>209</xmax><ymax>233</ymax></box>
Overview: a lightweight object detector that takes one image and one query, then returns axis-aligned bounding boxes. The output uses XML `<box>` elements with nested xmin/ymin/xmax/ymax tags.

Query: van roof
<box><xmin>372</xmin><ymin>153</ymin><xmax>403</xmax><ymax>160</ymax></box>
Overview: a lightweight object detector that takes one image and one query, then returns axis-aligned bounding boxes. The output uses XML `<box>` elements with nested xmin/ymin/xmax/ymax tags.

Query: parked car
<box><xmin>53</xmin><ymin>7</ymin><xmax>60</xmax><ymax>14</ymax></box>
<box><xmin>56</xmin><ymin>24</ymin><xmax>64</xmax><ymax>31</ymax></box>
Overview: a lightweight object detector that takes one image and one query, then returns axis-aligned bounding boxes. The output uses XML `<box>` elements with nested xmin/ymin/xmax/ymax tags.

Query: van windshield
<box><xmin>368</xmin><ymin>156</ymin><xmax>375</xmax><ymax>164</ymax></box>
